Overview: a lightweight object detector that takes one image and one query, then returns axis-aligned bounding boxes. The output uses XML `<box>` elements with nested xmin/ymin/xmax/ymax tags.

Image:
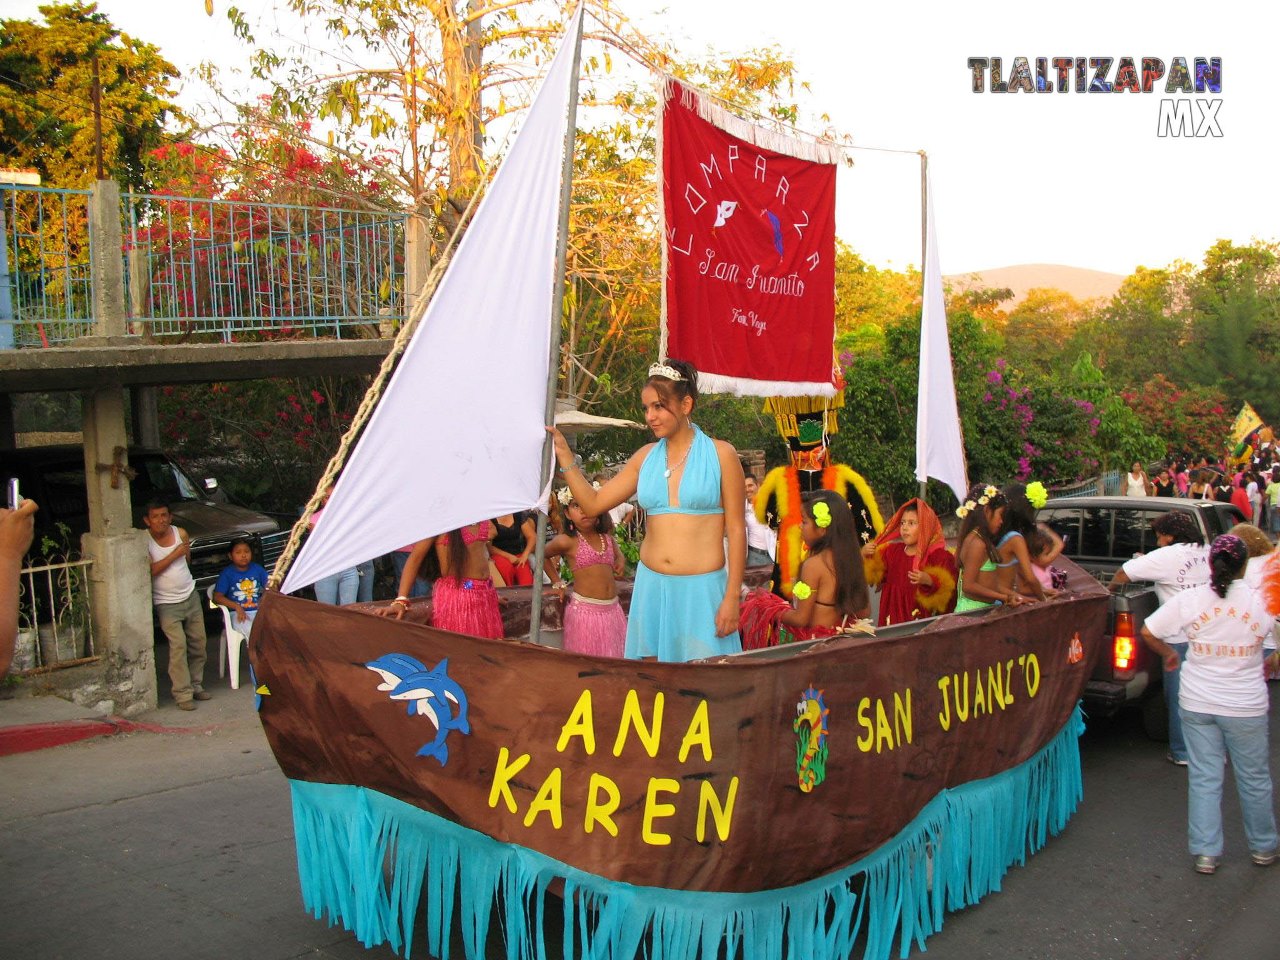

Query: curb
<box><xmin>0</xmin><ymin>716</ymin><xmax>219</xmax><ymax>757</ymax></box>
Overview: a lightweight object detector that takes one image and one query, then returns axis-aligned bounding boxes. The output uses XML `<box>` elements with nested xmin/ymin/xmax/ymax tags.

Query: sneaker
<box><xmin>1194</xmin><ymin>855</ymin><xmax>1219</xmax><ymax>875</ymax></box>
<box><xmin>176</xmin><ymin>700</ymin><xmax>197</xmax><ymax>712</ymax></box>
<box><xmin>1167</xmin><ymin>753</ymin><xmax>1189</xmax><ymax>767</ymax></box>
<box><xmin>193</xmin><ymin>690</ymin><xmax>212</xmax><ymax>701</ymax></box>
<box><xmin>1251</xmin><ymin>850</ymin><xmax>1277</xmax><ymax>866</ymax></box>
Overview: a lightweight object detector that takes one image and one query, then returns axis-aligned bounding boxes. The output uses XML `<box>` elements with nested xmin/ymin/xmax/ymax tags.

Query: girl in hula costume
<box><xmin>542</xmin><ymin>487</ymin><xmax>628</xmax><ymax>658</ymax></box>
<box><xmin>954</xmin><ymin>485</ymin><xmax>1024</xmax><ymax>613</ymax></box>
<box><xmin>740</xmin><ymin>492</ymin><xmax>870</xmax><ymax>647</ymax></box>
<box><xmin>862</xmin><ymin>498</ymin><xmax>957</xmax><ymax>626</ymax></box>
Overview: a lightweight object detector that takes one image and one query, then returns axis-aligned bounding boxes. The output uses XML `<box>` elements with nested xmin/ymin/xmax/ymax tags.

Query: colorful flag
<box><xmin>660</xmin><ymin>81</ymin><xmax>840</xmax><ymax>396</ymax></box>
<box><xmin>1229</xmin><ymin>402</ymin><xmax>1264</xmax><ymax>449</ymax></box>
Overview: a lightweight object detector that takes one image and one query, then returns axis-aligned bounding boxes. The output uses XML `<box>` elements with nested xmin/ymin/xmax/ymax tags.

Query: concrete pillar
<box><xmin>81</xmin><ymin>385</ymin><xmax>156</xmax><ymax>713</ymax></box>
<box><xmin>392</xmin><ymin>210</ymin><xmax>431</xmax><ymax>337</ymax></box>
<box><xmin>131</xmin><ymin>386</ymin><xmax>160</xmax><ymax>447</ymax></box>
<box><xmin>89</xmin><ymin>180</ymin><xmax>127</xmax><ymax>339</ymax></box>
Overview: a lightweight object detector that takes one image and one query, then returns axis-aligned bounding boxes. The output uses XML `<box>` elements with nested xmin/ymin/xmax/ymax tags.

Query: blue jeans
<box><xmin>1165</xmin><ymin>642</ymin><xmax>1189</xmax><ymax>761</ymax></box>
<box><xmin>356</xmin><ymin>560</ymin><xmax>375</xmax><ymax>603</ymax></box>
<box><xmin>314</xmin><ymin>566</ymin><xmax>359</xmax><ymax>605</ymax></box>
<box><xmin>390</xmin><ymin>551</ymin><xmax>431</xmax><ymax>598</ymax></box>
<box><xmin>1181</xmin><ymin>708</ymin><xmax>1278</xmax><ymax>857</ymax></box>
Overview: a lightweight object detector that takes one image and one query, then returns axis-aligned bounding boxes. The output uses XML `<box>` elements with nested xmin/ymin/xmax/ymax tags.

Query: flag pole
<box><xmin>530</xmin><ymin>4</ymin><xmax>585</xmax><ymax>645</ymax></box>
<box><xmin>917</xmin><ymin>149</ymin><xmax>928</xmax><ymax>503</ymax></box>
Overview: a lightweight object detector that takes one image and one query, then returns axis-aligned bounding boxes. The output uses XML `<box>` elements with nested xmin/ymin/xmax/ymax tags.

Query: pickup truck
<box><xmin>1</xmin><ymin>444</ymin><xmax>290</xmax><ymax>591</ymax></box>
<box><xmin>1039</xmin><ymin>495</ymin><xmax>1245</xmax><ymax>737</ymax></box>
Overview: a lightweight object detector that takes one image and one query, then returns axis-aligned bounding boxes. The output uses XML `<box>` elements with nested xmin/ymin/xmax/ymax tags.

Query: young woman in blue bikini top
<box><xmin>548</xmin><ymin>358</ymin><xmax>747</xmax><ymax>649</ymax></box>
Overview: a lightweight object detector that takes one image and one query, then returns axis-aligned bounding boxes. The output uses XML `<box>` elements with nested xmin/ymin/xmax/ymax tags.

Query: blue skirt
<box><xmin>624</xmin><ymin>561</ymin><xmax>742</xmax><ymax>662</ymax></box>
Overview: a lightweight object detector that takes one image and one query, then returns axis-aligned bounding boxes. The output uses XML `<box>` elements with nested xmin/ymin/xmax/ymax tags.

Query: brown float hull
<box><xmin>251</xmin><ymin>560</ymin><xmax>1106</xmax><ymax>894</ymax></box>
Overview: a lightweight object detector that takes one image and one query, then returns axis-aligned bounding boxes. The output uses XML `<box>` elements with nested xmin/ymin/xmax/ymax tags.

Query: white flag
<box><xmin>282</xmin><ymin>9</ymin><xmax>583</xmax><ymax>593</ymax></box>
<box><xmin>914</xmin><ymin>171</ymin><xmax>969</xmax><ymax>505</ymax></box>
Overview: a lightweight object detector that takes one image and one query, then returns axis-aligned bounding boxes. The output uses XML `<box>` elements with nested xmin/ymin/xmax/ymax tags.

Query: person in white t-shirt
<box><xmin>143</xmin><ymin>500</ymin><xmax>209</xmax><ymax>711</ymax></box>
<box><xmin>743</xmin><ymin>474</ymin><xmax>776</xmax><ymax>568</ymax></box>
<box><xmin>1111</xmin><ymin>510</ymin><xmax>1210</xmax><ymax>764</ymax></box>
<box><xmin>1141</xmin><ymin>534</ymin><xmax>1280</xmax><ymax>876</ymax></box>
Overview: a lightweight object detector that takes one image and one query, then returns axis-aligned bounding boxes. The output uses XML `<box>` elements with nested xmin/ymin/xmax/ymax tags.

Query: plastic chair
<box><xmin>207</xmin><ymin>585</ymin><xmax>248</xmax><ymax>690</ymax></box>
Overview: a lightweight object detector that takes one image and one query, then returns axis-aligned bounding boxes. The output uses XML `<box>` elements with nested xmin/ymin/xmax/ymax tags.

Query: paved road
<box><xmin>1</xmin><ymin>684</ymin><xmax>1278</xmax><ymax>960</ymax></box>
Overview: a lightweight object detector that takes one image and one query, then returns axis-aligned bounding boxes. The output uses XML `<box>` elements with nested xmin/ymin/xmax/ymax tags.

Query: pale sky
<box><xmin>8</xmin><ymin>0</ymin><xmax>1273</xmax><ymax>277</ymax></box>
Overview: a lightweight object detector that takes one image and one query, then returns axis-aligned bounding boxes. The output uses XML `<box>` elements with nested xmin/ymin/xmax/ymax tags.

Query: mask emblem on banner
<box><xmin>793</xmin><ymin>686</ymin><xmax>829</xmax><ymax>793</ymax></box>
<box><xmin>367</xmin><ymin>654</ymin><xmax>472</xmax><ymax>766</ymax></box>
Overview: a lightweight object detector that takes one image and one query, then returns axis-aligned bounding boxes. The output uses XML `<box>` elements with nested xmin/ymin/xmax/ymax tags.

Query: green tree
<box><xmin>1002</xmin><ymin>287</ymin><xmax>1090</xmax><ymax>375</ymax></box>
<box><xmin>0</xmin><ymin>1</ymin><xmax>182</xmax><ymax>190</ymax></box>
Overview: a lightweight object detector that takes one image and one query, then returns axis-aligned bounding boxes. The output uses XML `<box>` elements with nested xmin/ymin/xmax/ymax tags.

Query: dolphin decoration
<box><xmin>365</xmin><ymin>655</ymin><xmax>471</xmax><ymax>765</ymax></box>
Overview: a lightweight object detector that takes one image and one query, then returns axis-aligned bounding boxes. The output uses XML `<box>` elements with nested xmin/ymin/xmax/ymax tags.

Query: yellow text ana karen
<box><xmin>488</xmin><ymin>689</ymin><xmax>739</xmax><ymax>846</ymax></box>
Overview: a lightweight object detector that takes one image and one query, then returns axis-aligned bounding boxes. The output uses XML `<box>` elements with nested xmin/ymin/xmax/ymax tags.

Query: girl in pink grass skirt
<box><xmin>543</xmin><ymin>490</ymin><xmax>628</xmax><ymax>657</ymax></box>
<box><xmin>378</xmin><ymin>521</ymin><xmax>504</xmax><ymax>639</ymax></box>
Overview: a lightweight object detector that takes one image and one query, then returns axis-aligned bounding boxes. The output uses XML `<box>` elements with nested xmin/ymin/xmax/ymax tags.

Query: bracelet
<box><xmin>392</xmin><ymin>597</ymin><xmax>409</xmax><ymax>607</ymax></box>
<box><xmin>558</xmin><ymin>463</ymin><xmax>574</xmax><ymax>474</ymax></box>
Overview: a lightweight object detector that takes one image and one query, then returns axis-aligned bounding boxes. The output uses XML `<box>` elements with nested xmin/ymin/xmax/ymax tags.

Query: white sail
<box><xmin>914</xmin><ymin>171</ymin><xmax>969</xmax><ymax>504</ymax></box>
<box><xmin>283</xmin><ymin>9</ymin><xmax>584</xmax><ymax>594</ymax></box>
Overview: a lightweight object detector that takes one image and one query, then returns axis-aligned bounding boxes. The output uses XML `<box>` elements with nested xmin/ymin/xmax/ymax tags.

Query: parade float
<box><xmin>249</xmin><ymin>10</ymin><xmax>1108</xmax><ymax>960</ymax></box>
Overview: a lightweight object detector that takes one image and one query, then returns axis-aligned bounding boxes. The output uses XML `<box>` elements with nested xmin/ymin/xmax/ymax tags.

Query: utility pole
<box><xmin>91</xmin><ymin>53</ymin><xmax>105</xmax><ymax>180</ymax></box>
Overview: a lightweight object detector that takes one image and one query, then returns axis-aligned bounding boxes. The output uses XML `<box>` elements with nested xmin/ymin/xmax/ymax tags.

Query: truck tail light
<box><xmin>1113</xmin><ymin>612</ymin><xmax>1137</xmax><ymax>679</ymax></box>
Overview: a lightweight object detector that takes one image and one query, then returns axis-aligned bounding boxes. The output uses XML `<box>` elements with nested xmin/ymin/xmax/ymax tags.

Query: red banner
<box><xmin>662</xmin><ymin>81</ymin><xmax>837</xmax><ymax>395</ymax></box>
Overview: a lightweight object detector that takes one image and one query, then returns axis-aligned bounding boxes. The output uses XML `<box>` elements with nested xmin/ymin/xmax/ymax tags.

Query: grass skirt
<box><xmin>431</xmin><ymin>577</ymin><xmax>503</xmax><ymax>639</ymax></box>
<box><xmin>563</xmin><ymin>593</ymin><xmax>626</xmax><ymax>657</ymax></box>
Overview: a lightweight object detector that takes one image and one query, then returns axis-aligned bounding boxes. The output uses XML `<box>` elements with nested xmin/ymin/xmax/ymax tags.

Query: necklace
<box><xmin>664</xmin><ymin>440</ymin><xmax>692</xmax><ymax>479</ymax></box>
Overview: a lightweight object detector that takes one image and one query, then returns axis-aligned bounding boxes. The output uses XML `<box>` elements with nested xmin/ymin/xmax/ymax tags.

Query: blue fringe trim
<box><xmin>290</xmin><ymin>704</ymin><xmax>1085</xmax><ymax>960</ymax></box>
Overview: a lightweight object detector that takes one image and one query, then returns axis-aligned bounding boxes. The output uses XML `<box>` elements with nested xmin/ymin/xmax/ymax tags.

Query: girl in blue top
<box><xmin>548</xmin><ymin>358</ymin><xmax>746</xmax><ymax>662</ymax></box>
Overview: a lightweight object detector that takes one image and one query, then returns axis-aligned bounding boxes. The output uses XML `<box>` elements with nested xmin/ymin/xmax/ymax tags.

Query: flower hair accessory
<box><xmin>811</xmin><ymin>502</ymin><xmax>832</xmax><ymax>528</ymax></box>
<box><xmin>648</xmin><ymin>361</ymin><xmax>685</xmax><ymax>382</ymax></box>
<box><xmin>1025</xmin><ymin>481</ymin><xmax>1048</xmax><ymax>510</ymax></box>
<box><xmin>555</xmin><ymin>487</ymin><xmax>573</xmax><ymax>507</ymax></box>
<box><xmin>955</xmin><ymin>500</ymin><xmax>976</xmax><ymax>519</ymax></box>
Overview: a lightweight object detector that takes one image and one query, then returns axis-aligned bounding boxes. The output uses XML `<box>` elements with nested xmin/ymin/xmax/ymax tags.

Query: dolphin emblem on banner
<box><xmin>366</xmin><ymin>654</ymin><xmax>472</xmax><ymax>766</ymax></box>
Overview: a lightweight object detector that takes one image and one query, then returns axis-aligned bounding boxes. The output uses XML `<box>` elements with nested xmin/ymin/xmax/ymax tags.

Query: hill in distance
<box><xmin>944</xmin><ymin>264</ymin><xmax>1125</xmax><ymax>307</ymax></box>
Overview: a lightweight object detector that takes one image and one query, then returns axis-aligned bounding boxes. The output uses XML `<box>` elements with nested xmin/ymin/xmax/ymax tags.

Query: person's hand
<box><xmin>0</xmin><ymin>499</ymin><xmax>38</xmax><ymax>561</ymax></box>
<box><xmin>234</xmin><ymin>604</ymin><xmax>248</xmax><ymax>623</ymax></box>
<box><xmin>375</xmin><ymin>600</ymin><xmax>408</xmax><ymax>620</ymax></box>
<box><xmin>546</xmin><ymin>426</ymin><xmax>573</xmax><ymax>470</ymax></box>
<box><xmin>1005</xmin><ymin>592</ymin><xmax>1028</xmax><ymax>606</ymax></box>
<box><xmin>908</xmin><ymin>569</ymin><xmax>933</xmax><ymax>588</ymax></box>
<box><xmin>860</xmin><ymin>543</ymin><xmax>876</xmax><ymax>559</ymax></box>
<box><xmin>1164</xmin><ymin>650</ymin><xmax>1182</xmax><ymax>672</ymax></box>
<box><xmin>715</xmin><ymin>594</ymin><xmax>740</xmax><ymax>638</ymax></box>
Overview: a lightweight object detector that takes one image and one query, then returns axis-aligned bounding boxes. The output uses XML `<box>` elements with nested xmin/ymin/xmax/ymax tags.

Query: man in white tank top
<box><xmin>144</xmin><ymin>501</ymin><xmax>208</xmax><ymax>710</ymax></box>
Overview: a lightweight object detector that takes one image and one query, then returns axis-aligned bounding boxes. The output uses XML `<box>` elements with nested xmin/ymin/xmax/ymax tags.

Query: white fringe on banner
<box><xmin>698</xmin><ymin>371</ymin><xmax>838</xmax><ymax>398</ymax></box>
<box><xmin>663</xmin><ymin>76</ymin><xmax>848</xmax><ymax>166</ymax></box>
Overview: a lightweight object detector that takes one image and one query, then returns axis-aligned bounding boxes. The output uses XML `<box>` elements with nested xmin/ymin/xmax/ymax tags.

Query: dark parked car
<box><xmin>1</xmin><ymin>445</ymin><xmax>290</xmax><ymax>590</ymax></box>
<box><xmin>1040</xmin><ymin>495</ymin><xmax>1245</xmax><ymax>737</ymax></box>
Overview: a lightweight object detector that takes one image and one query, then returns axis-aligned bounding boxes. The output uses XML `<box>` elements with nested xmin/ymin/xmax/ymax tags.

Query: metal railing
<box><xmin>125</xmin><ymin>193</ymin><xmax>406</xmax><ymax>339</ymax></box>
<box><xmin>0</xmin><ymin>185</ymin><xmax>95</xmax><ymax>347</ymax></box>
<box><xmin>0</xmin><ymin>182</ymin><xmax>408</xmax><ymax>346</ymax></box>
<box><xmin>12</xmin><ymin>556</ymin><xmax>98</xmax><ymax>673</ymax></box>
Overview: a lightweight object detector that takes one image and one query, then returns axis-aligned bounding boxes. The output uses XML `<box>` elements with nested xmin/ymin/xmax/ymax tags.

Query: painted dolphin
<box><xmin>385</xmin><ymin>657</ymin><xmax>471</xmax><ymax>766</ymax></box>
<box><xmin>366</xmin><ymin>653</ymin><xmax>429</xmax><ymax>714</ymax></box>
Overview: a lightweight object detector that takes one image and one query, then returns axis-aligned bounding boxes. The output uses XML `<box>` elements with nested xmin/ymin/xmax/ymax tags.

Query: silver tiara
<box><xmin>648</xmin><ymin>362</ymin><xmax>685</xmax><ymax>382</ymax></box>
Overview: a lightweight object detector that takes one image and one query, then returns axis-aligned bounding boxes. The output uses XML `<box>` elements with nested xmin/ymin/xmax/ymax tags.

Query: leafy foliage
<box><xmin>0</xmin><ymin>2</ymin><xmax>183</xmax><ymax>191</ymax></box>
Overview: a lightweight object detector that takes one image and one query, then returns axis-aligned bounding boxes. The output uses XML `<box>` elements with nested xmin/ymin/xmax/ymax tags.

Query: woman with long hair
<box><xmin>954</xmin><ymin>484</ymin><xmax>1022</xmax><ymax>612</ymax></box>
<box><xmin>1141</xmin><ymin>534</ymin><xmax>1280</xmax><ymax>875</ymax></box>
<box><xmin>997</xmin><ymin>483</ymin><xmax>1054</xmax><ymax>602</ymax></box>
<box><xmin>378</xmin><ymin>521</ymin><xmax>504</xmax><ymax>639</ymax></box>
<box><xmin>776</xmin><ymin>491</ymin><xmax>870</xmax><ymax>639</ymax></box>
<box><xmin>548</xmin><ymin>359</ymin><xmax>745</xmax><ymax>662</ymax></box>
